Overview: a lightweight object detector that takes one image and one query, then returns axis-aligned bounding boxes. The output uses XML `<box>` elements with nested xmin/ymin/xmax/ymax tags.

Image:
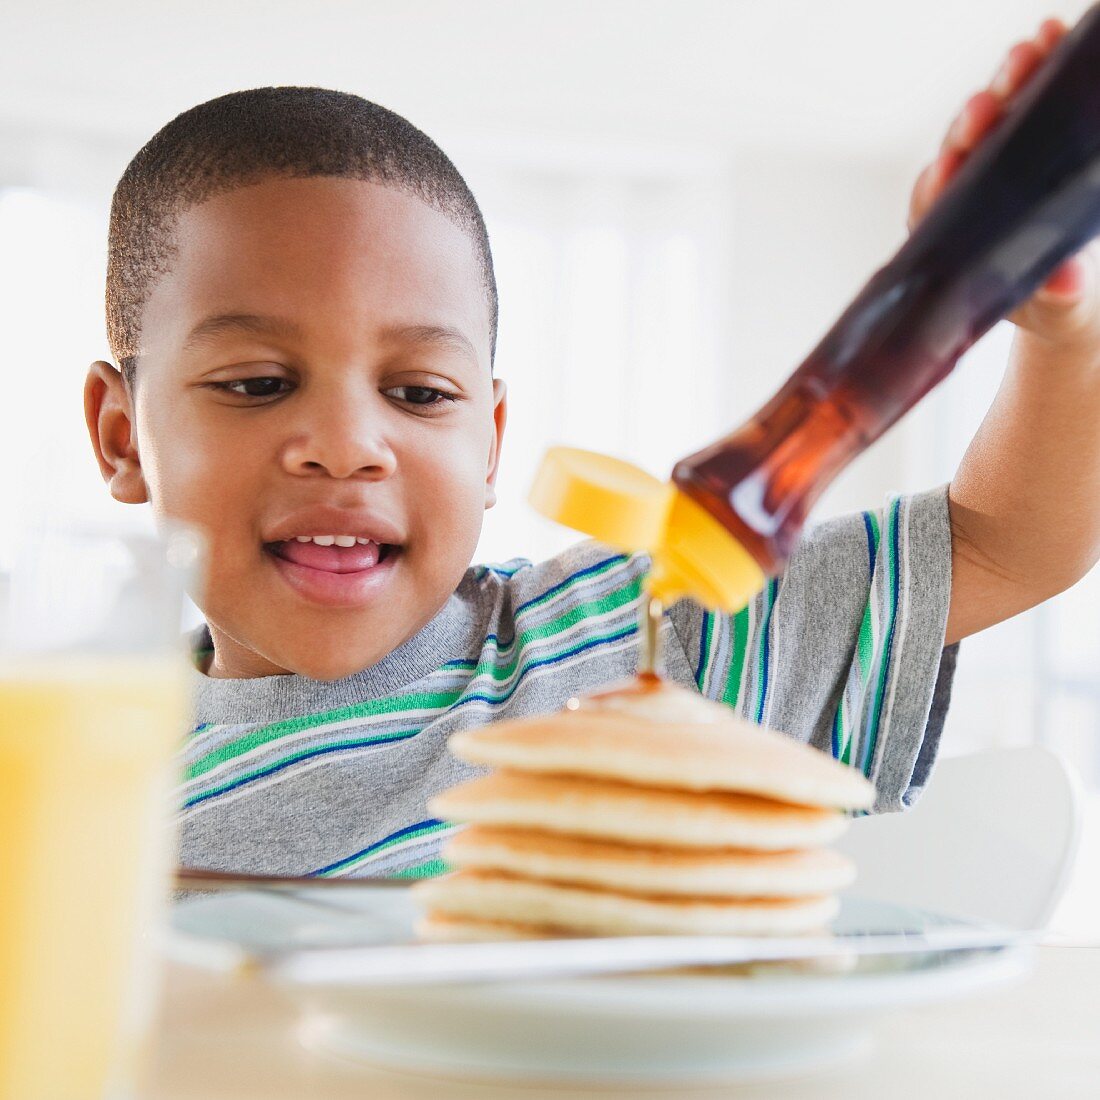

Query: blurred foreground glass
<box><xmin>0</xmin><ymin>528</ymin><xmax>200</xmax><ymax>1100</ymax></box>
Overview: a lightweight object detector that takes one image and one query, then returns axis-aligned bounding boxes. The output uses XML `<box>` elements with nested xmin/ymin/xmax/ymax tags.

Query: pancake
<box><xmin>429</xmin><ymin>771</ymin><xmax>848</xmax><ymax>851</ymax></box>
<box><xmin>416</xmin><ymin>911</ymin><xmax>850</xmax><ymax>979</ymax></box>
<box><xmin>442</xmin><ymin>825</ymin><xmax>855</xmax><ymax>898</ymax></box>
<box><xmin>448</xmin><ymin>678</ymin><xmax>873</xmax><ymax>811</ymax></box>
<box><xmin>415</xmin><ymin>911</ymin><xmax>563</xmax><ymax>942</ymax></box>
<box><xmin>415</xmin><ymin>869</ymin><xmax>839</xmax><ymax>936</ymax></box>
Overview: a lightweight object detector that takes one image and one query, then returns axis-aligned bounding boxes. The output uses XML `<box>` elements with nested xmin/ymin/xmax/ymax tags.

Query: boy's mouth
<box><xmin>263</xmin><ymin>535</ymin><xmax>400</xmax><ymax>608</ymax></box>
<box><xmin>268</xmin><ymin>536</ymin><xmax>393</xmax><ymax>573</ymax></box>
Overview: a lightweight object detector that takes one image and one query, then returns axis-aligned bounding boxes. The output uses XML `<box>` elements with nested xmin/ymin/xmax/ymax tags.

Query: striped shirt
<box><xmin>180</xmin><ymin>485</ymin><xmax>956</xmax><ymax>878</ymax></box>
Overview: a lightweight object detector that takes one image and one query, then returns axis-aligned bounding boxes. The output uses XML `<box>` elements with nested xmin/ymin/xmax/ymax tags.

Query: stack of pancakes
<box><xmin>415</xmin><ymin>678</ymin><xmax>874</xmax><ymax>941</ymax></box>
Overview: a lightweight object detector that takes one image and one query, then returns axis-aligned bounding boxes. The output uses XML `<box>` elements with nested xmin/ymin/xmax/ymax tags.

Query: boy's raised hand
<box><xmin>908</xmin><ymin>17</ymin><xmax>1100</xmax><ymax>350</ymax></box>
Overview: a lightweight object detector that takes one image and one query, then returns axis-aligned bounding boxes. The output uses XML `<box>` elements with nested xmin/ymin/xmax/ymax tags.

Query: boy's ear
<box><xmin>484</xmin><ymin>378</ymin><xmax>508</xmax><ymax>510</ymax></box>
<box><xmin>84</xmin><ymin>360</ymin><xmax>149</xmax><ymax>505</ymax></box>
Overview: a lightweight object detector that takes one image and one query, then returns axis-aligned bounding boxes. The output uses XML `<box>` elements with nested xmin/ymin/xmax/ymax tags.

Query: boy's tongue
<box><xmin>274</xmin><ymin>540</ymin><xmax>382</xmax><ymax>573</ymax></box>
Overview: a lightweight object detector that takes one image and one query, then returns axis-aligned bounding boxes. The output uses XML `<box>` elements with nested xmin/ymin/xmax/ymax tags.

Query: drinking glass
<box><xmin>0</xmin><ymin>526</ymin><xmax>200</xmax><ymax>1100</ymax></box>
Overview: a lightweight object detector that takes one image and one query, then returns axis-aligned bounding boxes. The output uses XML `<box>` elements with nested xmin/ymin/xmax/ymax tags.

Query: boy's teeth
<box><xmin>287</xmin><ymin>535</ymin><xmax>378</xmax><ymax>547</ymax></box>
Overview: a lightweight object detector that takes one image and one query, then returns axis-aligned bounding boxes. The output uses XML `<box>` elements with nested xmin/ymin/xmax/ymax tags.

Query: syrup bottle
<box><xmin>673</xmin><ymin>4</ymin><xmax>1100</xmax><ymax>579</ymax></box>
<box><xmin>533</xmin><ymin>4</ymin><xmax>1100</xmax><ymax>616</ymax></box>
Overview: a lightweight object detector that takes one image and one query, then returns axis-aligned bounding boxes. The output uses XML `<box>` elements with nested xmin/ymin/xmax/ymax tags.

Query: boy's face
<box><xmin>87</xmin><ymin>177</ymin><xmax>506</xmax><ymax>680</ymax></box>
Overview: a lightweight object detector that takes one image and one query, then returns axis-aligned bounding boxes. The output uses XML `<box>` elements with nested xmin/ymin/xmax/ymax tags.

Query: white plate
<box><xmin>170</xmin><ymin>888</ymin><xmax>1031</xmax><ymax>1084</ymax></box>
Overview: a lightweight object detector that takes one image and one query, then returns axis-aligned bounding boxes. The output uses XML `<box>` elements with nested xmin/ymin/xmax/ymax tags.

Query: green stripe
<box><xmin>856</xmin><ymin>602</ymin><xmax>875</xmax><ymax>679</ymax></box>
<box><xmin>697</xmin><ymin>612</ymin><xmax>714</xmax><ymax>691</ymax></box>
<box><xmin>318</xmin><ymin>821</ymin><xmax>454</xmax><ymax>877</ymax></box>
<box><xmin>445</xmin><ymin>572</ymin><xmax>633</xmax><ymax>673</ymax></box>
<box><xmin>866</xmin><ymin>511</ymin><xmax>881</xmax><ymax>548</ymax></box>
<box><xmin>838</xmin><ymin>695</ymin><xmax>851</xmax><ymax>765</ymax></box>
<box><xmin>390</xmin><ymin>858</ymin><xmax>449</xmax><ymax>880</ymax></box>
<box><xmin>464</xmin><ymin>577</ymin><xmax>641</xmax><ymax>685</ymax></box>
<box><xmin>837</xmin><ymin>509</ymin><xmax>880</xmax><ymax>770</ymax></box>
<box><xmin>722</xmin><ymin>606</ymin><xmax>750</xmax><ymax>708</ymax></box>
<box><xmin>186</xmin><ymin>728</ymin><xmax>421</xmax><ymax>800</ymax></box>
<box><xmin>858</xmin><ymin>508</ymin><xmax>881</xmax><ymax>683</ymax></box>
<box><xmin>187</xmin><ymin>573</ymin><xmax>642</xmax><ymax>781</ymax></box>
<box><xmin>864</xmin><ymin>499</ymin><xmax>900</xmax><ymax>774</ymax></box>
<box><xmin>516</xmin><ymin>556</ymin><xmax>625</xmax><ymax>618</ymax></box>
<box><xmin>186</xmin><ymin>691</ymin><xmax>462</xmax><ymax>780</ymax></box>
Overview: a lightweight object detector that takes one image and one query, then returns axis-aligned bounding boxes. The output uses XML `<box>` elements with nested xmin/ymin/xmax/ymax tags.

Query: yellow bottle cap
<box><xmin>529</xmin><ymin>446</ymin><xmax>765</xmax><ymax>613</ymax></box>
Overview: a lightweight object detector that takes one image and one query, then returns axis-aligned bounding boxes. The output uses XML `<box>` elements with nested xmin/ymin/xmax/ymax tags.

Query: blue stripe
<box><xmin>300</xmin><ymin>559</ymin><xmax>629</xmax><ymax>674</ymax></box>
<box><xmin>457</xmin><ymin>558</ymin><xmax>632</xmax><ymax>661</ymax></box>
<box><xmin>184</xmin><ymin>625</ymin><xmax>638</xmax><ymax>809</ymax></box>
<box><xmin>311</xmin><ymin>819</ymin><xmax>445</xmax><ymax>877</ymax></box>
<box><xmin>874</xmin><ymin>501</ymin><xmax>904</xmax><ymax>763</ymax></box>
<box><xmin>695</xmin><ymin>611</ymin><xmax>711</xmax><ymax>688</ymax></box>
<box><xmin>476</xmin><ymin>562</ymin><xmax>529</xmax><ymax>579</ymax></box>
<box><xmin>487</xmin><ymin>632</ymin><xmax>517</xmax><ymax>651</ymax></box>
<box><xmin>513</xmin><ymin>554</ymin><xmax>629</xmax><ymax>617</ymax></box>
<box><xmin>755</xmin><ymin>579</ymin><xmax>779</xmax><ymax>725</ymax></box>
<box><xmin>861</xmin><ymin>499</ymin><xmax>903</xmax><ymax>775</ymax></box>
<box><xmin>441</xmin><ymin>630</ymin><xmax>518</xmax><ymax>670</ymax></box>
<box><xmin>861</xmin><ymin>512</ymin><xmax>877</xmax><ymax>581</ymax></box>
<box><xmin>450</xmin><ymin>625</ymin><xmax>637</xmax><ymax>711</ymax></box>
<box><xmin>182</xmin><ymin>729</ymin><xmax>422</xmax><ymax>809</ymax></box>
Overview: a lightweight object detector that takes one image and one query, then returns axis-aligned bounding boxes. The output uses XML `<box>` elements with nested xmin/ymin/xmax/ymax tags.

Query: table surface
<box><xmin>145</xmin><ymin>945</ymin><xmax>1100</xmax><ymax>1099</ymax></box>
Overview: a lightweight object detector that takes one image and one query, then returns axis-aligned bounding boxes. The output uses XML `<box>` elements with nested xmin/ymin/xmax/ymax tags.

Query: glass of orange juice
<box><xmin>0</xmin><ymin>527</ymin><xmax>199</xmax><ymax>1100</ymax></box>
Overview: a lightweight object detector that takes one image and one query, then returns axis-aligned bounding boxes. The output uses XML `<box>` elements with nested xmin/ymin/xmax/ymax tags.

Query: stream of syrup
<box><xmin>636</xmin><ymin>594</ymin><xmax>665</xmax><ymax>679</ymax></box>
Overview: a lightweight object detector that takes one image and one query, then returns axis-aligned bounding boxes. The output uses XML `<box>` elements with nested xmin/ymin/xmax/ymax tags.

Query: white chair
<box><xmin>836</xmin><ymin>746</ymin><xmax>1083</xmax><ymax>929</ymax></box>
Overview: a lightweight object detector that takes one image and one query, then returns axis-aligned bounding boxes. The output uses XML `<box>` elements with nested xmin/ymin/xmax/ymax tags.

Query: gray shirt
<box><xmin>180</xmin><ymin>486</ymin><xmax>956</xmax><ymax>877</ymax></box>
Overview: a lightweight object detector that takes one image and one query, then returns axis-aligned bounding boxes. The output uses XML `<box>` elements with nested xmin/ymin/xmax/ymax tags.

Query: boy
<box><xmin>86</xmin><ymin>19</ymin><xmax>1100</xmax><ymax>878</ymax></box>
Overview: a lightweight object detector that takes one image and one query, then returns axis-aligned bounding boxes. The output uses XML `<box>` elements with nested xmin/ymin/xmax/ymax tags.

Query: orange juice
<box><xmin>0</xmin><ymin>657</ymin><xmax>186</xmax><ymax>1100</ymax></box>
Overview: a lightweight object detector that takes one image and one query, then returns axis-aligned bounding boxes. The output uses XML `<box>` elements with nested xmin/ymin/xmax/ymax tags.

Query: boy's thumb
<box><xmin>1020</xmin><ymin>248</ymin><xmax>1100</xmax><ymax>343</ymax></box>
<box><xmin>1023</xmin><ymin>249</ymin><xmax>1100</xmax><ymax>343</ymax></box>
<box><xmin>1034</xmin><ymin>255</ymin><xmax>1092</xmax><ymax>307</ymax></box>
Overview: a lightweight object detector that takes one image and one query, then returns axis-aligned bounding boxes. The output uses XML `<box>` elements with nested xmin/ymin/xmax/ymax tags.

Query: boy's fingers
<box><xmin>908</xmin><ymin>165</ymin><xmax>936</xmax><ymax>230</ymax></box>
<box><xmin>936</xmin><ymin>147</ymin><xmax>964</xmax><ymax>189</ymax></box>
<box><xmin>1036</xmin><ymin>17</ymin><xmax>1067</xmax><ymax>53</ymax></box>
<box><xmin>941</xmin><ymin>91</ymin><xmax>1002</xmax><ymax>155</ymax></box>
<box><xmin>1037</xmin><ymin>256</ymin><xmax>1088</xmax><ymax>302</ymax></box>
<box><xmin>991</xmin><ymin>40</ymin><xmax>1043</xmax><ymax>99</ymax></box>
<box><xmin>911</xmin><ymin>18</ymin><xmax>1068</xmax><ymax>236</ymax></box>
<box><xmin>907</xmin><ymin>151</ymin><xmax>963</xmax><ymax>230</ymax></box>
<box><xmin>908</xmin><ymin>164</ymin><xmax>937</xmax><ymax>230</ymax></box>
<box><xmin>943</xmin><ymin>21</ymin><xmax>1066</xmax><ymax>159</ymax></box>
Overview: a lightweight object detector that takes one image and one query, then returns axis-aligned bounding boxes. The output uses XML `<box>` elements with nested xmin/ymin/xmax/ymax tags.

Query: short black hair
<box><xmin>106</xmin><ymin>86</ymin><xmax>497</xmax><ymax>385</ymax></box>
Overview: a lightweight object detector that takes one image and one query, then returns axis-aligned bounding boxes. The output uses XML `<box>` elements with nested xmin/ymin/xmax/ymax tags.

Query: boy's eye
<box><xmin>214</xmin><ymin>377</ymin><xmax>291</xmax><ymax>398</ymax></box>
<box><xmin>385</xmin><ymin>385</ymin><xmax>458</xmax><ymax>407</ymax></box>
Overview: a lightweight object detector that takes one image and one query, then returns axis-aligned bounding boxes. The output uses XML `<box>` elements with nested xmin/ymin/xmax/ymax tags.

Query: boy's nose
<box><xmin>280</xmin><ymin>417</ymin><xmax>398</xmax><ymax>481</ymax></box>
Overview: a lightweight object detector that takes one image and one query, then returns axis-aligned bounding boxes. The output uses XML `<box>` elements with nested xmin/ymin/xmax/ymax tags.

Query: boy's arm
<box><xmin>909</xmin><ymin>19</ymin><xmax>1100</xmax><ymax>645</ymax></box>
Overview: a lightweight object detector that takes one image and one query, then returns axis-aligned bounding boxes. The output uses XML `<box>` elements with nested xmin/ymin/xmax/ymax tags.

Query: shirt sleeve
<box><xmin>664</xmin><ymin>485</ymin><xmax>958</xmax><ymax>814</ymax></box>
